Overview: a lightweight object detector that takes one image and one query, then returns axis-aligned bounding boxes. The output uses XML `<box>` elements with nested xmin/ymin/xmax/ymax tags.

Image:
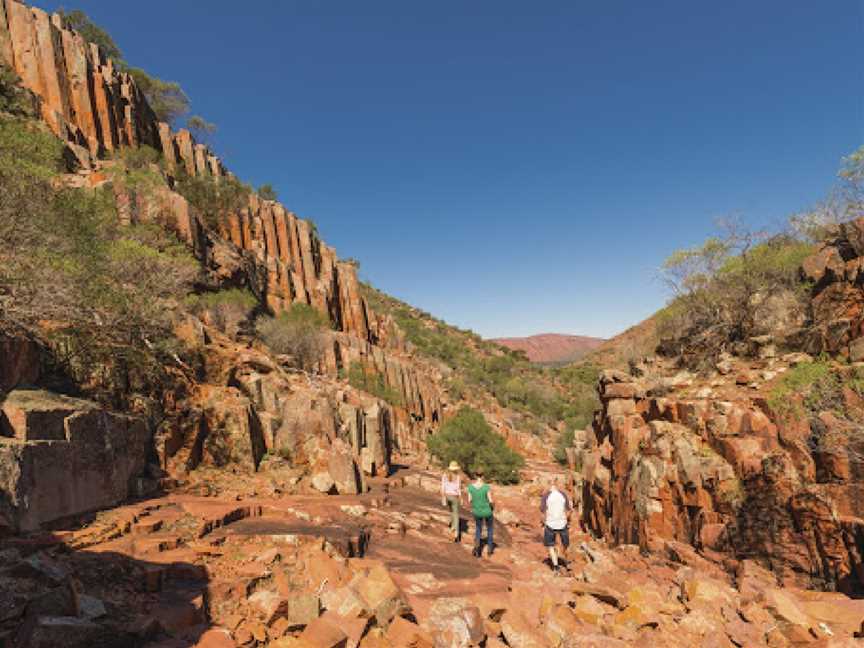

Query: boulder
<box><xmin>428</xmin><ymin>597</ymin><xmax>484</xmax><ymax>648</ymax></box>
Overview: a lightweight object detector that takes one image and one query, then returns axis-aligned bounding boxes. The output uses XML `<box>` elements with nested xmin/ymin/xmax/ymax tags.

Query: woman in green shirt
<box><xmin>467</xmin><ymin>470</ymin><xmax>494</xmax><ymax>557</ymax></box>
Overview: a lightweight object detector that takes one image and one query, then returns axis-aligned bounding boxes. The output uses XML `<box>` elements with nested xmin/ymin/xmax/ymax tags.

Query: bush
<box><xmin>659</xmin><ymin>223</ymin><xmax>815</xmax><ymax>364</ymax></box>
<box><xmin>174</xmin><ymin>172</ymin><xmax>251</xmax><ymax>229</ymax></box>
<box><xmin>108</xmin><ymin>145</ymin><xmax>164</xmax><ymax>192</ymax></box>
<box><xmin>553</xmin><ymin>428</ymin><xmax>575</xmax><ymax>466</ymax></box>
<box><xmin>0</xmin><ymin>116</ymin><xmax>199</xmax><ymax>403</ymax></box>
<box><xmin>427</xmin><ymin>407</ymin><xmax>525</xmax><ymax>484</ymax></box>
<box><xmin>768</xmin><ymin>360</ymin><xmax>864</xmax><ymax>420</ymax></box>
<box><xmin>346</xmin><ymin>361</ymin><xmax>404</xmax><ymax>406</ymax></box>
<box><xmin>0</xmin><ymin>64</ymin><xmax>34</xmax><ymax>116</ymax></box>
<box><xmin>256</xmin><ymin>303</ymin><xmax>327</xmax><ymax>370</ymax></box>
<box><xmin>185</xmin><ymin>288</ymin><xmax>258</xmax><ymax>332</ymax></box>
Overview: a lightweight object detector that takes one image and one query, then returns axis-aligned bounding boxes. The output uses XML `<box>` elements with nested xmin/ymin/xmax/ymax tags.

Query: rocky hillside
<box><xmin>0</xmin><ymin>0</ymin><xmax>589</xmax><ymax>537</ymax></box>
<box><xmin>490</xmin><ymin>333</ymin><xmax>605</xmax><ymax>365</ymax></box>
<box><xmin>569</xmin><ymin>219</ymin><xmax>864</xmax><ymax>599</ymax></box>
<box><xmin>4</xmin><ymin>2</ymin><xmax>864</xmax><ymax>647</ymax></box>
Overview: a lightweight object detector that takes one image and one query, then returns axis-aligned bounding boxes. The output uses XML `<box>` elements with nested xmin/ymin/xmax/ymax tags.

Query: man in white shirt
<box><xmin>540</xmin><ymin>477</ymin><xmax>571</xmax><ymax>574</ymax></box>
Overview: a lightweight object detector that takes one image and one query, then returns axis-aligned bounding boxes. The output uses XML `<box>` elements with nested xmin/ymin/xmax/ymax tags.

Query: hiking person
<box><xmin>540</xmin><ymin>476</ymin><xmax>571</xmax><ymax>574</ymax></box>
<box><xmin>441</xmin><ymin>461</ymin><xmax>464</xmax><ymax>542</ymax></box>
<box><xmin>467</xmin><ymin>470</ymin><xmax>494</xmax><ymax>557</ymax></box>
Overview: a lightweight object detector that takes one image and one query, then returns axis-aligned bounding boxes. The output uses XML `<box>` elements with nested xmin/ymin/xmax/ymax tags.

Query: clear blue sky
<box><xmin>44</xmin><ymin>1</ymin><xmax>863</xmax><ymax>338</ymax></box>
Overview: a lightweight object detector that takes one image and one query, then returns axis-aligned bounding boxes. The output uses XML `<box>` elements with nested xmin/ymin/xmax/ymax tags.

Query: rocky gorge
<box><xmin>1</xmin><ymin>1</ymin><xmax>864</xmax><ymax>646</ymax></box>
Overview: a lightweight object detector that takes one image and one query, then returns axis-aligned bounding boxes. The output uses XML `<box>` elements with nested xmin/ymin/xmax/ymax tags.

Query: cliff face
<box><xmin>0</xmin><ymin>0</ymin><xmax>219</xmax><ymax>174</ymax></box>
<box><xmin>0</xmin><ymin>0</ymin><xmax>458</xmax><ymax>530</ymax></box>
<box><xmin>0</xmin><ymin>0</ymin><xmax>387</xmax><ymax>344</ymax></box>
<box><xmin>579</xmin><ymin>343</ymin><xmax>864</xmax><ymax>595</ymax></box>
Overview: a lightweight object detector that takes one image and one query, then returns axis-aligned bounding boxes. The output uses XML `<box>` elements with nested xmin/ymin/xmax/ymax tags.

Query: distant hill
<box><xmin>491</xmin><ymin>333</ymin><xmax>606</xmax><ymax>365</ymax></box>
<box><xmin>582</xmin><ymin>315</ymin><xmax>659</xmax><ymax>369</ymax></box>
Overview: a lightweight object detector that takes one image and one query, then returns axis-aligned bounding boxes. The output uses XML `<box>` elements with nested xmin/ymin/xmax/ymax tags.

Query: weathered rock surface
<box><xmin>581</xmin><ymin>361</ymin><xmax>864</xmax><ymax>595</ymax></box>
<box><xmin>802</xmin><ymin>216</ymin><xmax>864</xmax><ymax>358</ymax></box>
<box><xmin>0</xmin><ymin>389</ymin><xmax>149</xmax><ymax>533</ymax></box>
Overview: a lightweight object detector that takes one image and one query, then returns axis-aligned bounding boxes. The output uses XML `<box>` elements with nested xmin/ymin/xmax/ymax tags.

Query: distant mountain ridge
<box><xmin>491</xmin><ymin>333</ymin><xmax>606</xmax><ymax>364</ymax></box>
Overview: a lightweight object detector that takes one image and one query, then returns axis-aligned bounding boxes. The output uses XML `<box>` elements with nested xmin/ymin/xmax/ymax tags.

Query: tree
<box><xmin>187</xmin><ymin>115</ymin><xmax>217</xmax><ymax>143</ymax></box>
<box><xmin>0</xmin><ymin>116</ymin><xmax>199</xmax><ymax>403</ymax></box>
<box><xmin>658</xmin><ymin>220</ymin><xmax>814</xmax><ymax>363</ymax></box>
<box><xmin>0</xmin><ymin>64</ymin><xmax>34</xmax><ymax>116</ymax></box>
<box><xmin>427</xmin><ymin>407</ymin><xmax>525</xmax><ymax>484</ymax></box>
<box><xmin>258</xmin><ymin>184</ymin><xmax>278</xmax><ymax>201</ymax></box>
<box><xmin>128</xmin><ymin>68</ymin><xmax>190</xmax><ymax>125</ymax></box>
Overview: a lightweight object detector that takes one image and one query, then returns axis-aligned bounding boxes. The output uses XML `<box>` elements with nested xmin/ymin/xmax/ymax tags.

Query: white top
<box><xmin>441</xmin><ymin>474</ymin><xmax>461</xmax><ymax>497</ymax></box>
<box><xmin>542</xmin><ymin>488</ymin><xmax>569</xmax><ymax>530</ymax></box>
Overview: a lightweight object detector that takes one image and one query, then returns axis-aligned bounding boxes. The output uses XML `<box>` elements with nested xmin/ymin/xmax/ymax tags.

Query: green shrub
<box><xmin>358</xmin><ymin>282</ymin><xmax>599</xmax><ymax>435</ymax></box>
<box><xmin>108</xmin><ymin>145</ymin><xmax>164</xmax><ymax>192</ymax></box>
<box><xmin>659</xmin><ymin>227</ymin><xmax>816</xmax><ymax>363</ymax></box>
<box><xmin>767</xmin><ymin>359</ymin><xmax>862</xmax><ymax>420</ymax></box>
<box><xmin>553</xmin><ymin>428</ymin><xmax>576</xmax><ymax>466</ymax></box>
<box><xmin>0</xmin><ymin>64</ymin><xmax>34</xmax><ymax>116</ymax></box>
<box><xmin>256</xmin><ymin>303</ymin><xmax>328</xmax><ymax>370</ymax></box>
<box><xmin>428</xmin><ymin>407</ymin><xmax>524</xmax><ymax>484</ymax></box>
<box><xmin>0</xmin><ymin>117</ymin><xmax>198</xmax><ymax>403</ymax></box>
<box><xmin>174</xmin><ymin>172</ymin><xmax>251</xmax><ymax>228</ymax></box>
<box><xmin>185</xmin><ymin>288</ymin><xmax>258</xmax><ymax>332</ymax></box>
<box><xmin>346</xmin><ymin>361</ymin><xmax>404</xmax><ymax>406</ymax></box>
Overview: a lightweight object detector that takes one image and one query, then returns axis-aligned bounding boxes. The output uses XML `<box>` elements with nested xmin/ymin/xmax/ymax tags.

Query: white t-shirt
<box><xmin>542</xmin><ymin>488</ymin><xmax>570</xmax><ymax>530</ymax></box>
<box><xmin>442</xmin><ymin>474</ymin><xmax>461</xmax><ymax>497</ymax></box>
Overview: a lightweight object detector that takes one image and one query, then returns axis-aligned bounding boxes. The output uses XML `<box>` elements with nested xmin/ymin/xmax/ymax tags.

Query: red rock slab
<box><xmin>298</xmin><ymin>615</ymin><xmax>348</xmax><ymax>648</ymax></box>
<box><xmin>191</xmin><ymin>628</ymin><xmax>236</xmax><ymax>648</ymax></box>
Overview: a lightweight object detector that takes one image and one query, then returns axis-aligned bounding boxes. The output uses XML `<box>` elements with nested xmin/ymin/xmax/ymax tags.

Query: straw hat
<box><xmin>447</xmin><ymin>461</ymin><xmax>460</xmax><ymax>472</ymax></box>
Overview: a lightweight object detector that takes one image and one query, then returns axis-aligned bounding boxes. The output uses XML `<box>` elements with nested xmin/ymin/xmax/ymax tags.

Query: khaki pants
<box><xmin>446</xmin><ymin>496</ymin><xmax>460</xmax><ymax>538</ymax></box>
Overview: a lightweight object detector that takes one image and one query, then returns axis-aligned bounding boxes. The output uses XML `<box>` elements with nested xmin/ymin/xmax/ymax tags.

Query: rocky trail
<box><xmin>5</xmin><ymin>454</ymin><xmax>864</xmax><ymax>646</ymax></box>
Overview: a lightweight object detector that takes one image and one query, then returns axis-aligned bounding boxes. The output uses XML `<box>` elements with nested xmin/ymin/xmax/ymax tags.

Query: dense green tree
<box><xmin>427</xmin><ymin>407</ymin><xmax>525</xmax><ymax>484</ymax></box>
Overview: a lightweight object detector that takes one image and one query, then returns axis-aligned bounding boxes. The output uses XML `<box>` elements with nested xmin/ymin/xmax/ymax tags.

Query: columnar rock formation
<box><xmin>0</xmin><ymin>0</ymin><xmax>224</xmax><ymax>174</ymax></box>
<box><xmin>0</xmin><ymin>0</ymin><xmax>456</xmax><ymax>532</ymax></box>
<box><xmin>581</xmin><ymin>363</ymin><xmax>864</xmax><ymax>595</ymax></box>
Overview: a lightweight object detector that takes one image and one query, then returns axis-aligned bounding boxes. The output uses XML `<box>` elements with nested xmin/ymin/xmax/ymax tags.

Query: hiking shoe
<box><xmin>472</xmin><ymin>546</ymin><xmax>481</xmax><ymax>558</ymax></box>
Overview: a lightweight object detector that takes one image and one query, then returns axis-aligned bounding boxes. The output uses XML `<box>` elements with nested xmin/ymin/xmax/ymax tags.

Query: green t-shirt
<box><xmin>468</xmin><ymin>483</ymin><xmax>492</xmax><ymax>518</ymax></box>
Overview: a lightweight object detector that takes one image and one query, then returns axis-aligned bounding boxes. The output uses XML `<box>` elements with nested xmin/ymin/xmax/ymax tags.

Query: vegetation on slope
<box><xmin>0</xmin><ymin>108</ymin><xmax>199</xmax><ymax>405</ymax></box>
<box><xmin>361</xmin><ymin>283</ymin><xmax>600</xmax><ymax>442</ymax></box>
<box><xmin>768</xmin><ymin>359</ymin><xmax>864</xmax><ymax>421</ymax></box>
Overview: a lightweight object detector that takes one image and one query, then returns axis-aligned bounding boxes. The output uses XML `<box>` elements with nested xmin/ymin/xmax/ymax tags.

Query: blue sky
<box><xmin>45</xmin><ymin>1</ymin><xmax>863</xmax><ymax>338</ymax></box>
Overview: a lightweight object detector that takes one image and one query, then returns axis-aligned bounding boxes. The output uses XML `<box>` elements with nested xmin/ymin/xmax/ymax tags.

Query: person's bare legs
<box><xmin>548</xmin><ymin>545</ymin><xmax>559</xmax><ymax>568</ymax></box>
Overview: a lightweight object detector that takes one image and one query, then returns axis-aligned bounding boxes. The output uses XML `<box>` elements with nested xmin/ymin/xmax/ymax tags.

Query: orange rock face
<box><xmin>581</xmin><ymin>364</ymin><xmax>864</xmax><ymax>595</ymax></box>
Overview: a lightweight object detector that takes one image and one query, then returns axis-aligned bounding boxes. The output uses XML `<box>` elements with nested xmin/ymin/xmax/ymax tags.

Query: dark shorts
<box><xmin>543</xmin><ymin>525</ymin><xmax>569</xmax><ymax>547</ymax></box>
